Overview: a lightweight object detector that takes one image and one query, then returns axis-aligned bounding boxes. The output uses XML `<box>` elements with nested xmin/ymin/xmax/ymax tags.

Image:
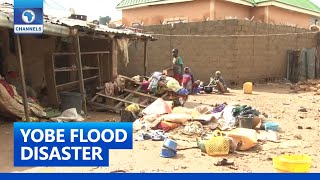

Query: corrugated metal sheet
<box><xmin>0</xmin><ymin>3</ymin><xmax>156</xmax><ymax>40</ymax></box>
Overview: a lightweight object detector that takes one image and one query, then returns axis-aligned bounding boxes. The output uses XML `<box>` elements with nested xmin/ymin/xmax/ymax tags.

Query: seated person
<box><xmin>155</xmin><ymin>76</ymin><xmax>168</xmax><ymax>97</ymax></box>
<box><xmin>192</xmin><ymin>80</ymin><xmax>202</xmax><ymax>94</ymax></box>
<box><xmin>211</xmin><ymin>71</ymin><xmax>229</xmax><ymax>93</ymax></box>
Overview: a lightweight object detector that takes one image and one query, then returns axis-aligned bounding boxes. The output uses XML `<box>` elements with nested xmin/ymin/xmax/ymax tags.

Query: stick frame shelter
<box><xmin>16</xmin><ymin>35</ymin><xmax>30</xmax><ymax>121</ymax></box>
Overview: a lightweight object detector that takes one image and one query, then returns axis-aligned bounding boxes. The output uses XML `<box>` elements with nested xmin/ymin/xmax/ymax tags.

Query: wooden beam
<box><xmin>114</xmin><ymin>86</ymin><xmax>141</xmax><ymax>110</ymax></box>
<box><xmin>16</xmin><ymin>35</ymin><xmax>30</xmax><ymax>121</ymax></box>
<box><xmin>122</xmin><ymin>89</ymin><xmax>157</xmax><ymax>99</ymax></box>
<box><xmin>143</xmin><ymin>41</ymin><xmax>148</xmax><ymax>76</ymax></box>
<box><xmin>52</xmin><ymin>51</ymin><xmax>110</xmax><ymax>56</ymax></box>
<box><xmin>97</xmin><ymin>93</ymin><xmax>147</xmax><ymax>108</ymax></box>
<box><xmin>74</xmin><ymin>35</ymin><xmax>87</xmax><ymax>115</ymax></box>
<box><xmin>97</xmin><ymin>53</ymin><xmax>102</xmax><ymax>87</ymax></box>
<box><xmin>112</xmin><ymin>39</ymin><xmax>118</xmax><ymax>77</ymax></box>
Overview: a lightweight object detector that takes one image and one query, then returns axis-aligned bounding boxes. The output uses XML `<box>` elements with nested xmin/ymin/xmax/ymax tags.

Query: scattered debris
<box><xmin>214</xmin><ymin>158</ymin><xmax>234</xmax><ymax>166</ymax></box>
<box><xmin>298</xmin><ymin>107</ymin><xmax>307</xmax><ymax>112</ymax></box>
<box><xmin>294</xmin><ymin>134</ymin><xmax>303</xmax><ymax>140</ymax></box>
<box><xmin>110</xmin><ymin>170</ymin><xmax>127</xmax><ymax>173</ymax></box>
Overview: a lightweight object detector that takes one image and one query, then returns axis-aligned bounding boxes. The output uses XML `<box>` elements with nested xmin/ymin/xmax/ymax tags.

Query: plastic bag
<box><xmin>142</xmin><ymin>98</ymin><xmax>172</xmax><ymax>115</ymax></box>
<box><xmin>172</xmin><ymin>107</ymin><xmax>201</xmax><ymax>118</ymax></box>
<box><xmin>226</xmin><ymin>128</ymin><xmax>258</xmax><ymax>151</ymax></box>
<box><xmin>125</xmin><ymin>103</ymin><xmax>140</xmax><ymax>112</ymax></box>
<box><xmin>156</xmin><ymin>114</ymin><xmax>191</xmax><ymax>124</ymax></box>
<box><xmin>166</xmin><ymin>79</ymin><xmax>182</xmax><ymax>92</ymax></box>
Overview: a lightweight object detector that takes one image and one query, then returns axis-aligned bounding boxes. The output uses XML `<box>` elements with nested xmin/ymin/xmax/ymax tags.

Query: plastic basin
<box><xmin>163</xmin><ymin>138</ymin><xmax>178</xmax><ymax>151</ymax></box>
<box><xmin>273</xmin><ymin>155</ymin><xmax>312</xmax><ymax>173</ymax></box>
<box><xmin>160</xmin><ymin>147</ymin><xmax>177</xmax><ymax>158</ymax></box>
<box><xmin>265</xmin><ymin>122</ymin><xmax>279</xmax><ymax>132</ymax></box>
<box><xmin>238</xmin><ymin>116</ymin><xmax>254</xmax><ymax>129</ymax></box>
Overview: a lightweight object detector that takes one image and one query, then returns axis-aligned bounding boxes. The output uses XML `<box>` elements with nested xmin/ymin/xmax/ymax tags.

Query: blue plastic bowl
<box><xmin>160</xmin><ymin>147</ymin><xmax>177</xmax><ymax>158</ymax></box>
<box><xmin>163</xmin><ymin>138</ymin><xmax>178</xmax><ymax>151</ymax></box>
<box><xmin>264</xmin><ymin>122</ymin><xmax>279</xmax><ymax>132</ymax></box>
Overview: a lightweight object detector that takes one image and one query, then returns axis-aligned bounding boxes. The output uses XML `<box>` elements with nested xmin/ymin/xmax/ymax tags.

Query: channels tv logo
<box><xmin>14</xmin><ymin>0</ymin><xmax>43</xmax><ymax>34</ymax></box>
<box><xmin>22</xmin><ymin>10</ymin><xmax>36</xmax><ymax>24</ymax></box>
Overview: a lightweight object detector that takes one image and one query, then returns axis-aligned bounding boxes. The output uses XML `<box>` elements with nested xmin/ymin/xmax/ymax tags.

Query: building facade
<box><xmin>117</xmin><ymin>0</ymin><xmax>320</xmax><ymax>29</ymax></box>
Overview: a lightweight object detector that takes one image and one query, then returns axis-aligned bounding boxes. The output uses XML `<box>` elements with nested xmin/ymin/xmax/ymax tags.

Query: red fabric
<box><xmin>0</xmin><ymin>79</ymin><xmax>14</xmax><ymax>97</ymax></box>
<box><xmin>182</xmin><ymin>74</ymin><xmax>191</xmax><ymax>87</ymax></box>
<box><xmin>141</xmin><ymin>81</ymin><xmax>150</xmax><ymax>92</ymax></box>
<box><xmin>173</xmin><ymin>74</ymin><xmax>182</xmax><ymax>85</ymax></box>
<box><xmin>156</xmin><ymin>121</ymin><xmax>180</xmax><ymax>132</ymax></box>
<box><xmin>7</xmin><ymin>71</ymin><xmax>18</xmax><ymax>79</ymax></box>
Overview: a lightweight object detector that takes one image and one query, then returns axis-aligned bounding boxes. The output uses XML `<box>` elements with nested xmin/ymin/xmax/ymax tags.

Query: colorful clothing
<box><xmin>0</xmin><ymin>79</ymin><xmax>14</xmax><ymax>97</ymax></box>
<box><xmin>172</xmin><ymin>56</ymin><xmax>183</xmax><ymax>83</ymax></box>
<box><xmin>182</xmin><ymin>73</ymin><xmax>193</xmax><ymax>93</ymax></box>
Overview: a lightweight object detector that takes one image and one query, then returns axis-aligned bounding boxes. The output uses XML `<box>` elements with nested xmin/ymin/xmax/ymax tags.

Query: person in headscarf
<box><xmin>172</xmin><ymin>48</ymin><xmax>184</xmax><ymax>84</ymax></box>
<box><xmin>212</xmin><ymin>71</ymin><xmax>229</xmax><ymax>93</ymax></box>
<box><xmin>182</xmin><ymin>67</ymin><xmax>194</xmax><ymax>93</ymax></box>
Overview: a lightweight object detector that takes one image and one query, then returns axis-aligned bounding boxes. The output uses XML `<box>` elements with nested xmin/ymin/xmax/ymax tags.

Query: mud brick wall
<box><xmin>118</xmin><ymin>20</ymin><xmax>318</xmax><ymax>83</ymax></box>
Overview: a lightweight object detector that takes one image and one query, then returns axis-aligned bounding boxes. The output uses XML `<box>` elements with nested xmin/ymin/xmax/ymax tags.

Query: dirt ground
<box><xmin>1</xmin><ymin>83</ymin><xmax>319</xmax><ymax>173</ymax></box>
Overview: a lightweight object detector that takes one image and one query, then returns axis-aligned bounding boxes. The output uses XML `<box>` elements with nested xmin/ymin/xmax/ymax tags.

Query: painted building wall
<box><xmin>214</xmin><ymin>0</ymin><xmax>251</xmax><ymax>20</ymax></box>
<box><xmin>121</xmin><ymin>0</ymin><xmax>316</xmax><ymax>28</ymax></box>
<box><xmin>122</xmin><ymin>0</ymin><xmax>210</xmax><ymax>26</ymax></box>
<box><xmin>267</xmin><ymin>6</ymin><xmax>312</xmax><ymax>28</ymax></box>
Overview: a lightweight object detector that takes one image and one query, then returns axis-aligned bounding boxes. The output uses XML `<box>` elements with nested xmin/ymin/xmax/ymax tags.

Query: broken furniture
<box><xmin>88</xmin><ymin>75</ymin><xmax>159</xmax><ymax>113</ymax></box>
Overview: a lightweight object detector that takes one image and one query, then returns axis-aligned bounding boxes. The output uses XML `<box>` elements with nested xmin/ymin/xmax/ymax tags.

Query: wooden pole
<box><xmin>143</xmin><ymin>41</ymin><xmax>148</xmax><ymax>76</ymax></box>
<box><xmin>16</xmin><ymin>35</ymin><xmax>30</xmax><ymax>121</ymax></box>
<box><xmin>74</xmin><ymin>35</ymin><xmax>87</xmax><ymax>115</ymax></box>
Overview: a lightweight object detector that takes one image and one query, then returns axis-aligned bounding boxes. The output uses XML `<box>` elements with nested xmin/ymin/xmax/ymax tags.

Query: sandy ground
<box><xmin>0</xmin><ymin>84</ymin><xmax>319</xmax><ymax>173</ymax></box>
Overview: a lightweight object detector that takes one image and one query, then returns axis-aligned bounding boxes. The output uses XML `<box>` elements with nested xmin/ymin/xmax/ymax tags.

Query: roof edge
<box><xmin>257</xmin><ymin>1</ymin><xmax>320</xmax><ymax>17</ymax></box>
<box><xmin>117</xmin><ymin>0</ymin><xmax>194</xmax><ymax>10</ymax></box>
<box><xmin>226</xmin><ymin>0</ymin><xmax>254</xmax><ymax>7</ymax></box>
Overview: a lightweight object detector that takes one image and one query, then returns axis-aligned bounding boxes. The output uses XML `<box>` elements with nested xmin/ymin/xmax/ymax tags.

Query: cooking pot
<box><xmin>204</xmin><ymin>86</ymin><xmax>213</xmax><ymax>93</ymax></box>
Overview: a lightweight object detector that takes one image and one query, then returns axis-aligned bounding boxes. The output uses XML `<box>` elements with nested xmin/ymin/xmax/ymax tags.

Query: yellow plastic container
<box><xmin>273</xmin><ymin>155</ymin><xmax>312</xmax><ymax>173</ymax></box>
<box><xmin>243</xmin><ymin>82</ymin><xmax>253</xmax><ymax>94</ymax></box>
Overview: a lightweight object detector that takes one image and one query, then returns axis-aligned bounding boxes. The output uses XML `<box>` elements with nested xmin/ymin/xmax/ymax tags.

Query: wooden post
<box><xmin>16</xmin><ymin>35</ymin><xmax>30</xmax><ymax>121</ymax></box>
<box><xmin>112</xmin><ymin>39</ymin><xmax>118</xmax><ymax>78</ymax></box>
<box><xmin>97</xmin><ymin>53</ymin><xmax>102</xmax><ymax>87</ymax></box>
<box><xmin>74</xmin><ymin>35</ymin><xmax>87</xmax><ymax>115</ymax></box>
<box><xmin>143</xmin><ymin>41</ymin><xmax>148</xmax><ymax>76</ymax></box>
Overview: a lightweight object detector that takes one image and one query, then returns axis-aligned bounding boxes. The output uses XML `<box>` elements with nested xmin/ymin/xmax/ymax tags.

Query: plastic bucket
<box><xmin>265</xmin><ymin>122</ymin><xmax>279</xmax><ymax>132</ymax></box>
<box><xmin>60</xmin><ymin>92</ymin><xmax>82</xmax><ymax>114</ymax></box>
<box><xmin>160</xmin><ymin>147</ymin><xmax>177</xmax><ymax>158</ymax></box>
<box><xmin>163</xmin><ymin>138</ymin><xmax>178</xmax><ymax>151</ymax></box>
<box><xmin>120</xmin><ymin>109</ymin><xmax>137</xmax><ymax>122</ymax></box>
<box><xmin>238</xmin><ymin>116</ymin><xmax>254</xmax><ymax>129</ymax></box>
<box><xmin>273</xmin><ymin>155</ymin><xmax>312</xmax><ymax>173</ymax></box>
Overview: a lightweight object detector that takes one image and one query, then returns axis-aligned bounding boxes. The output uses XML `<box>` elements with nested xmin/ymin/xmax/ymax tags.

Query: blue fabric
<box><xmin>177</xmin><ymin>88</ymin><xmax>189</xmax><ymax>95</ymax></box>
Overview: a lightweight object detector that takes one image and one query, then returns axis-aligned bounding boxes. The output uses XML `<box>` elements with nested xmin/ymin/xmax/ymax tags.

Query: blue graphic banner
<box><xmin>0</xmin><ymin>173</ymin><xmax>319</xmax><ymax>180</ymax></box>
<box><xmin>14</xmin><ymin>122</ymin><xmax>133</xmax><ymax>167</ymax></box>
<box><xmin>14</xmin><ymin>0</ymin><xmax>44</xmax><ymax>34</ymax></box>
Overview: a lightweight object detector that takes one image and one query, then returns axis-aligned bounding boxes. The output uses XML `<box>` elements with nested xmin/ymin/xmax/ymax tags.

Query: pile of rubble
<box><xmin>290</xmin><ymin>80</ymin><xmax>320</xmax><ymax>95</ymax></box>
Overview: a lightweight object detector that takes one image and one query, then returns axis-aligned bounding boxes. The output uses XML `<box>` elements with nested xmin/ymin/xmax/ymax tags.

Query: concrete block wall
<box><xmin>118</xmin><ymin>20</ymin><xmax>318</xmax><ymax>83</ymax></box>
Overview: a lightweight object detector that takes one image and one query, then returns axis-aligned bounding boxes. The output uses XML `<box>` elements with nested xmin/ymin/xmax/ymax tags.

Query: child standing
<box><xmin>182</xmin><ymin>67</ymin><xmax>194</xmax><ymax>93</ymax></box>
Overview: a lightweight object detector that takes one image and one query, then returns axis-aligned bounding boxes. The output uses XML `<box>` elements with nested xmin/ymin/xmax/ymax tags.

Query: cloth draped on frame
<box><xmin>117</xmin><ymin>38</ymin><xmax>132</xmax><ymax>67</ymax></box>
